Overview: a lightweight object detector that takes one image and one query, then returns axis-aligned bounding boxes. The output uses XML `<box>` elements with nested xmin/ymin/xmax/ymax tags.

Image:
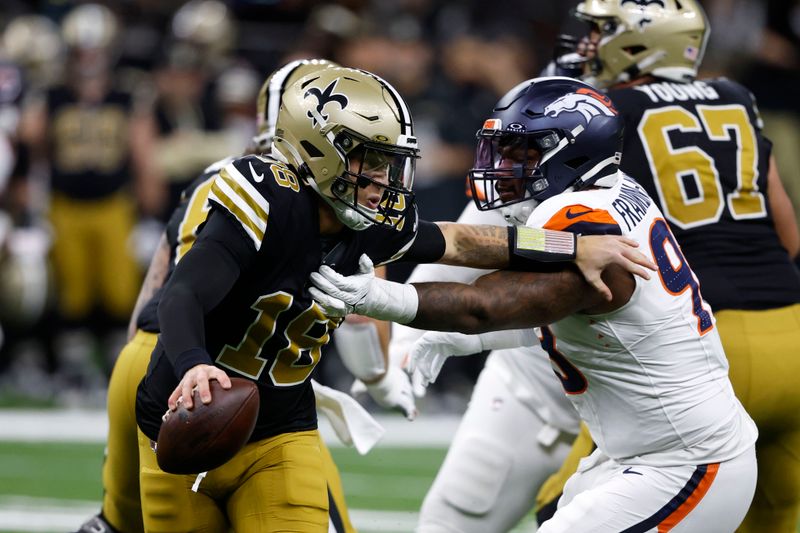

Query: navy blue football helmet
<box><xmin>468</xmin><ymin>77</ymin><xmax>623</xmax><ymax>221</ymax></box>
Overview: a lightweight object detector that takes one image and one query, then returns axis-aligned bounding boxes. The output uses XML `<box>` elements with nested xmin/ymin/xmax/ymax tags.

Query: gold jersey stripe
<box><xmin>209</xmin><ymin>181</ymin><xmax>267</xmax><ymax>249</ymax></box>
<box><xmin>219</xmin><ymin>167</ymin><xmax>270</xmax><ymax>222</ymax></box>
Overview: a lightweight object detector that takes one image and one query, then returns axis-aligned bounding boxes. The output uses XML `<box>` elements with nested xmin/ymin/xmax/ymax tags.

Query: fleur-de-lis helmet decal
<box><xmin>304</xmin><ymin>79</ymin><xmax>349</xmax><ymax>128</ymax></box>
<box><xmin>273</xmin><ymin>67</ymin><xmax>419</xmax><ymax>232</ymax></box>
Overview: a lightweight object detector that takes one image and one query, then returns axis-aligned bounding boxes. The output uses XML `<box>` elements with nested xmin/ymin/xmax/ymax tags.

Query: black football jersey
<box><xmin>46</xmin><ymin>85</ymin><xmax>134</xmax><ymax>199</ymax></box>
<box><xmin>609</xmin><ymin>78</ymin><xmax>800</xmax><ymax>310</ymax></box>
<box><xmin>137</xmin><ymin>154</ymin><xmax>418</xmax><ymax>441</ymax></box>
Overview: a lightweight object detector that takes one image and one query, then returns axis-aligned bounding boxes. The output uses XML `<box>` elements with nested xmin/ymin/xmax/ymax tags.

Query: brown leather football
<box><xmin>156</xmin><ymin>377</ymin><xmax>259</xmax><ymax>475</ymax></box>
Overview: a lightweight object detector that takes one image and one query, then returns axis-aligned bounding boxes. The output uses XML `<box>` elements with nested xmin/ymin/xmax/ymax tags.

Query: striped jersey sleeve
<box><xmin>208</xmin><ymin>158</ymin><xmax>271</xmax><ymax>250</ymax></box>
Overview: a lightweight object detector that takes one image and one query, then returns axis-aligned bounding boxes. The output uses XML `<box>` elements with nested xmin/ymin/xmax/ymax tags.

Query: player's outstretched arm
<box><xmin>310</xmin><ymin>254</ymin><xmax>634</xmax><ymax>332</ymax></box>
<box><xmin>431</xmin><ymin>222</ymin><xmax>654</xmax><ymax>294</ymax></box>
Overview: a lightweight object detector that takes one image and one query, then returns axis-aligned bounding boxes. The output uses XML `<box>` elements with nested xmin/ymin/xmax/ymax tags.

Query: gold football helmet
<box><xmin>171</xmin><ymin>0</ymin><xmax>234</xmax><ymax>59</ymax></box>
<box><xmin>254</xmin><ymin>59</ymin><xmax>340</xmax><ymax>153</ymax></box>
<box><xmin>61</xmin><ymin>3</ymin><xmax>119</xmax><ymax>51</ymax></box>
<box><xmin>573</xmin><ymin>0</ymin><xmax>709</xmax><ymax>88</ymax></box>
<box><xmin>273</xmin><ymin>67</ymin><xmax>419</xmax><ymax>231</ymax></box>
<box><xmin>2</xmin><ymin>15</ymin><xmax>64</xmax><ymax>87</ymax></box>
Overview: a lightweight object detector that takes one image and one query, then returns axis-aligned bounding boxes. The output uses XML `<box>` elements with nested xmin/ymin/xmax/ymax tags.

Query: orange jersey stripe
<box><xmin>657</xmin><ymin>463</ymin><xmax>719</xmax><ymax>532</ymax></box>
<box><xmin>543</xmin><ymin>204</ymin><xmax>618</xmax><ymax>232</ymax></box>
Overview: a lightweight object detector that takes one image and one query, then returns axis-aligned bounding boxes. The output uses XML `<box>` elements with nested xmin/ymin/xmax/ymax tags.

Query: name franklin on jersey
<box><xmin>612</xmin><ymin>176</ymin><xmax>653</xmax><ymax>232</ymax></box>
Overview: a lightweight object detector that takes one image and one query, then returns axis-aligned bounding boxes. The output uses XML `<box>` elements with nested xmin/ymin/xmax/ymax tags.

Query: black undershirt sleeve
<box><xmin>157</xmin><ymin>209</ymin><xmax>257</xmax><ymax>378</ymax></box>
<box><xmin>400</xmin><ymin>220</ymin><xmax>447</xmax><ymax>263</ymax></box>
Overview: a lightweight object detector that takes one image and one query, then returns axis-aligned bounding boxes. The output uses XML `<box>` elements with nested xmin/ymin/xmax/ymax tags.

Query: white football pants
<box><xmin>538</xmin><ymin>445</ymin><xmax>757</xmax><ymax>533</ymax></box>
<box><xmin>416</xmin><ymin>360</ymin><xmax>576</xmax><ymax>533</ymax></box>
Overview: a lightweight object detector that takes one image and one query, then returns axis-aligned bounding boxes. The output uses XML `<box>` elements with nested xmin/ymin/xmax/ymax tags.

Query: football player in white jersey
<box><xmin>310</xmin><ymin>76</ymin><xmax>758</xmax><ymax>532</ymax></box>
<box><xmin>389</xmin><ymin>200</ymin><xmax>581</xmax><ymax>533</ymax></box>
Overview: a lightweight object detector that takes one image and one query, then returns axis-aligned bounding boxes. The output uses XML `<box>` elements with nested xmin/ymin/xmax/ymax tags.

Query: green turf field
<box><xmin>0</xmin><ymin>441</ymin><xmax>530</xmax><ymax>533</ymax></box>
<box><xmin>0</xmin><ymin>438</ymin><xmax>796</xmax><ymax>532</ymax></box>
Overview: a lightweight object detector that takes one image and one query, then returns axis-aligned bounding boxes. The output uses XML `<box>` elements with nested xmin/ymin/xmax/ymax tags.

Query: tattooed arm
<box><xmin>409</xmin><ymin>268</ymin><xmax>587</xmax><ymax>332</ymax></box>
<box><xmin>127</xmin><ymin>233</ymin><xmax>170</xmax><ymax>340</ymax></box>
<box><xmin>311</xmin><ymin>256</ymin><xmax>634</xmax><ymax>332</ymax></box>
<box><xmin>436</xmin><ymin>222</ymin><xmax>510</xmax><ymax>268</ymax></box>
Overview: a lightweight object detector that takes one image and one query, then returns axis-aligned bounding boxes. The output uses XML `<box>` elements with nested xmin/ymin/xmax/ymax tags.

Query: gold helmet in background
<box><xmin>274</xmin><ymin>67</ymin><xmax>419</xmax><ymax>231</ymax></box>
<box><xmin>254</xmin><ymin>59</ymin><xmax>340</xmax><ymax>153</ymax></box>
<box><xmin>1</xmin><ymin>15</ymin><xmax>64</xmax><ymax>87</ymax></box>
<box><xmin>575</xmin><ymin>0</ymin><xmax>709</xmax><ymax>88</ymax></box>
<box><xmin>61</xmin><ymin>3</ymin><xmax>118</xmax><ymax>51</ymax></box>
<box><xmin>171</xmin><ymin>0</ymin><xmax>234</xmax><ymax>60</ymax></box>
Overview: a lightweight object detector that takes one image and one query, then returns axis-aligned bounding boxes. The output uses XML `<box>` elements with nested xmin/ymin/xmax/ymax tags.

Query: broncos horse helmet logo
<box><xmin>304</xmin><ymin>79</ymin><xmax>348</xmax><ymax>128</ymax></box>
<box><xmin>544</xmin><ymin>88</ymin><xmax>618</xmax><ymax>124</ymax></box>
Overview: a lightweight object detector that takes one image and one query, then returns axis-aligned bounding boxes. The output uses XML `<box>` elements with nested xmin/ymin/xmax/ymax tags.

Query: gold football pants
<box><xmin>106</xmin><ymin>330</ymin><xmax>354</xmax><ymax>532</ymax></box>
<box><xmin>49</xmin><ymin>192</ymin><xmax>140</xmax><ymax>321</ymax></box>
<box><xmin>719</xmin><ymin>304</ymin><xmax>800</xmax><ymax>533</ymax></box>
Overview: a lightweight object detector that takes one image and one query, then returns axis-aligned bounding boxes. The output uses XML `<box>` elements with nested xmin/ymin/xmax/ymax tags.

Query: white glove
<box><xmin>350</xmin><ymin>365</ymin><xmax>418</xmax><ymax>421</ymax></box>
<box><xmin>408</xmin><ymin>328</ymin><xmax>538</xmax><ymax>387</ymax></box>
<box><xmin>407</xmin><ymin>331</ymin><xmax>484</xmax><ymax>387</ymax></box>
<box><xmin>388</xmin><ymin>334</ymin><xmax>428</xmax><ymax>398</ymax></box>
<box><xmin>310</xmin><ymin>254</ymin><xmax>418</xmax><ymax>322</ymax></box>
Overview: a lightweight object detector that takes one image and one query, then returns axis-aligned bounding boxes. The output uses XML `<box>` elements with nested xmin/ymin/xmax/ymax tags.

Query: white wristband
<box><xmin>476</xmin><ymin>328</ymin><xmax>538</xmax><ymax>351</ymax></box>
<box><xmin>360</xmin><ymin>278</ymin><xmax>419</xmax><ymax>324</ymax></box>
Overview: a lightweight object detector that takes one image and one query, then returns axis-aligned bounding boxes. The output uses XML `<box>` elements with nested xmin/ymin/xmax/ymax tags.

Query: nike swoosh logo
<box><xmin>623</xmin><ymin>467</ymin><xmax>643</xmax><ymax>475</ymax></box>
<box><xmin>565</xmin><ymin>208</ymin><xmax>593</xmax><ymax>219</ymax></box>
<box><xmin>249</xmin><ymin>161</ymin><xmax>264</xmax><ymax>183</ymax></box>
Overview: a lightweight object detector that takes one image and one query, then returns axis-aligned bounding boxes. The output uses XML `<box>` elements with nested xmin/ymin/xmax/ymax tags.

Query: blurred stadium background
<box><xmin>0</xmin><ymin>0</ymin><xmax>797</xmax><ymax>531</ymax></box>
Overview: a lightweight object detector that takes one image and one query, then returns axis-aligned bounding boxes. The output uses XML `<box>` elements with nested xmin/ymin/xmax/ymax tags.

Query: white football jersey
<box><xmin>526</xmin><ymin>171</ymin><xmax>757</xmax><ymax>466</ymax></box>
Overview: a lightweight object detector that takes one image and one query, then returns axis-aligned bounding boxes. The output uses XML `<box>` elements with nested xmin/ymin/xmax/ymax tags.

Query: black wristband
<box><xmin>507</xmin><ymin>225</ymin><xmax>577</xmax><ymax>268</ymax></box>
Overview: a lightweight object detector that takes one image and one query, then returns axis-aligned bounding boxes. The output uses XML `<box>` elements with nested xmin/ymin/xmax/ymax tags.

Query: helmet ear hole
<box><xmin>332</xmin><ymin>180</ymin><xmax>349</xmax><ymax>196</ymax></box>
<box><xmin>300</xmin><ymin>140</ymin><xmax>325</xmax><ymax>158</ymax></box>
<box><xmin>565</xmin><ymin>156</ymin><xmax>590</xmax><ymax>169</ymax></box>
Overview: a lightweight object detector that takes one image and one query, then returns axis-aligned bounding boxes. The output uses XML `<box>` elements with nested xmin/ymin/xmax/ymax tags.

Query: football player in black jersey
<box><xmin>133</xmin><ymin>64</ymin><xmax>656</xmax><ymax>532</ymax></box>
<box><xmin>534</xmin><ymin>1</ymin><xmax>800</xmax><ymax>531</ymax></box>
<box><xmin>73</xmin><ymin>59</ymin><xmax>365</xmax><ymax>533</ymax></box>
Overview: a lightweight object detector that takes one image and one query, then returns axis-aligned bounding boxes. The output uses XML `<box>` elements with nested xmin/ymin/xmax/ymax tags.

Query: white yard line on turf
<box><xmin>0</xmin><ymin>496</ymin><xmax>420</xmax><ymax>533</ymax></box>
<box><xmin>0</xmin><ymin>408</ymin><xmax>460</xmax><ymax>447</ymax></box>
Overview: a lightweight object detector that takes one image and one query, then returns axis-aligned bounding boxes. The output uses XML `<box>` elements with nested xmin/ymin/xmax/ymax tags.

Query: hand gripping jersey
<box><xmin>527</xmin><ymin>172</ymin><xmax>757</xmax><ymax>466</ymax></box>
<box><xmin>609</xmin><ymin>78</ymin><xmax>800</xmax><ymax>310</ymax></box>
<box><xmin>136</xmin><ymin>154</ymin><xmax>418</xmax><ymax>442</ymax></box>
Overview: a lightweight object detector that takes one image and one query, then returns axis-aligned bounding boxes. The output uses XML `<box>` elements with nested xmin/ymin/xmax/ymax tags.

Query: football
<box><xmin>156</xmin><ymin>377</ymin><xmax>260</xmax><ymax>475</ymax></box>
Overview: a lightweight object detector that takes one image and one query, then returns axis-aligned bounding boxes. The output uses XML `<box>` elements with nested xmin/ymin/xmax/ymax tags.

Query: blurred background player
<box><xmin>529</xmin><ymin>1</ymin><xmax>800</xmax><ymax>530</ymax></box>
<box><xmin>20</xmin><ymin>3</ymin><xmax>162</xmax><ymax>395</ymax></box>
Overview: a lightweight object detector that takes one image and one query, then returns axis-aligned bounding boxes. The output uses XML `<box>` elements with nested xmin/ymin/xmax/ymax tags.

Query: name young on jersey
<box><xmin>634</xmin><ymin>80</ymin><xmax>720</xmax><ymax>103</ymax></box>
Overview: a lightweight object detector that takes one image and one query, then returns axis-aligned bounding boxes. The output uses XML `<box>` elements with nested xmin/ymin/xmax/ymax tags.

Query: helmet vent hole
<box><xmin>565</xmin><ymin>156</ymin><xmax>590</xmax><ymax>170</ymax></box>
<box><xmin>624</xmin><ymin>45</ymin><xmax>647</xmax><ymax>55</ymax></box>
<box><xmin>524</xmin><ymin>110</ymin><xmax>542</xmax><ymax>118</ymax></box>
<box><xmin>675</xmin><ymin>0</ymin><xmax>684</xmax><ymax>9</ymax></box>
<box><xmin>301</xmin><ymin>140</ymin><xmax>325</xmax><ymax>158</ymax></box>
